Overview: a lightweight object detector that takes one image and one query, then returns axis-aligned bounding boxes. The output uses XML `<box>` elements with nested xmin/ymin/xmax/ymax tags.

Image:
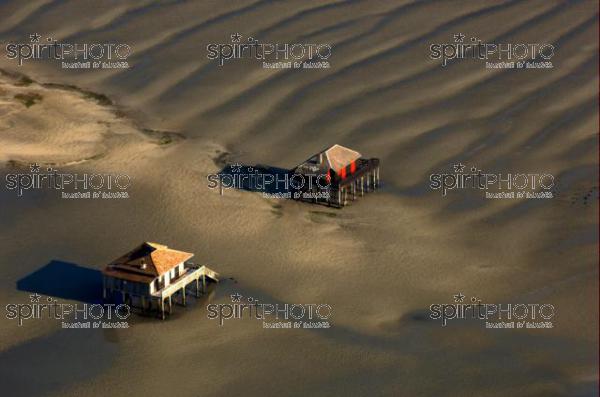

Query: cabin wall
<box><xmin>162</xmin><ymin>262</ymin><xmax>183</xmax><ymax>287</ymax></box>
<box><xmin>168</xmin><ymin>263</ymin><xmax>184</xmax><ymax>281</ymax></box>
<box><xmin>148</xmin><ymin>262</ymin><xmax>185</xmax><ymax>293</ymax></box>
<box><xmin>106</xmin><ymin>276</ymin><xmax>150</xmax><ymax>295</ymax></box>
<box><xmin>105</xmin><ymin>262</ymin><xmax>187</xmax><ymax>296</ymax></box>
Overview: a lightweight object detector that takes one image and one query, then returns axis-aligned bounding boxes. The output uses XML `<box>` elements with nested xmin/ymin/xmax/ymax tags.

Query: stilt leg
<box><xmin>372</xmin><ymin>170</ymin><xmax>376</xmax><ymax>189</ymax></box>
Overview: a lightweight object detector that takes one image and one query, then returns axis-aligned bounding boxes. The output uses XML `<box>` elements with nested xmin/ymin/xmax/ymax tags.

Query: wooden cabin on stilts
<box><xmin>293</xmin><ymin>144</ymin><xmax>380</xmax><ymax>208</ymax></box>
<box><xmin>102</xmin><ymin>242</ymin><xmax>219</xmax><ymax>320</ymax></box>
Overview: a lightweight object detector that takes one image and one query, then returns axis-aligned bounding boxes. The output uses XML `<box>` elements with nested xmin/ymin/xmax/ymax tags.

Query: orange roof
<box><xmin>102</xmin><ymin>242</ymin><xmax>194</xmax><ymax>282</ymax></box>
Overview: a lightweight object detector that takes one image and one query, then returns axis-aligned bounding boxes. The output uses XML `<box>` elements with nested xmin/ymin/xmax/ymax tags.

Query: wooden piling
<box><xmin>373</xmin><ymin>169</ymin><xmax>377</xmax><ymax>189</ymax></box>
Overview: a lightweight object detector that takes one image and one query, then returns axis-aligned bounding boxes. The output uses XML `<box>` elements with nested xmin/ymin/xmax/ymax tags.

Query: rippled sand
<box><xmin>0</xmin><ymin>1</ymin><xmax>597</xmax><ymax>396</ymax></box>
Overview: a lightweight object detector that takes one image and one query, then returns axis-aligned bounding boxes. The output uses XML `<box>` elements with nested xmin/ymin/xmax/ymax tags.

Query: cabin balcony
<box><xmin>329</xmin><ymin>158</ymin><xmax>380</xmax><ymax>187</ymax></box>
<box><xmin>151</xmin><ymin>264</ymin><xmax>218</xmax><ymax>299</ymax></box>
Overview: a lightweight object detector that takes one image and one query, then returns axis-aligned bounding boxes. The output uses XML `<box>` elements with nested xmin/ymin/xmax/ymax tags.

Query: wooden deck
<box><xmin>150</xmin><ymin>264</ymin><xmax>220</xmax><ymax>319</ymax></box>
<box><xmin>152</xmin><ymin>265</ymin><xmax>219</xmax><ymax>299</ymax></box>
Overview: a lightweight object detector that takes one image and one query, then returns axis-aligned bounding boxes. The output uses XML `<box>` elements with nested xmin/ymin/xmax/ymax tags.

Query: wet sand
<box><xmin>0</xmin><ymin>1</ymin><xmax>598</xmax><ymax>396</ymax></box>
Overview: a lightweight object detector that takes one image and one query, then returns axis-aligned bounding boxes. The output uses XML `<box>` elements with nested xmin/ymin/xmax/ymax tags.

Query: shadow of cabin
<box><xmin>217</xmin><ymin>144</ymin><xmax>380</xmax><ymax>208</ymax></box>
<box><xmin>17</xmin><ymin>260</ymin><xmax>103</xmax><ymax>304</ymax></box>
<box><xmin>217</xmin><ymin>163</ymin><xmax>292</xmax><ymax>194</ymax></box>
